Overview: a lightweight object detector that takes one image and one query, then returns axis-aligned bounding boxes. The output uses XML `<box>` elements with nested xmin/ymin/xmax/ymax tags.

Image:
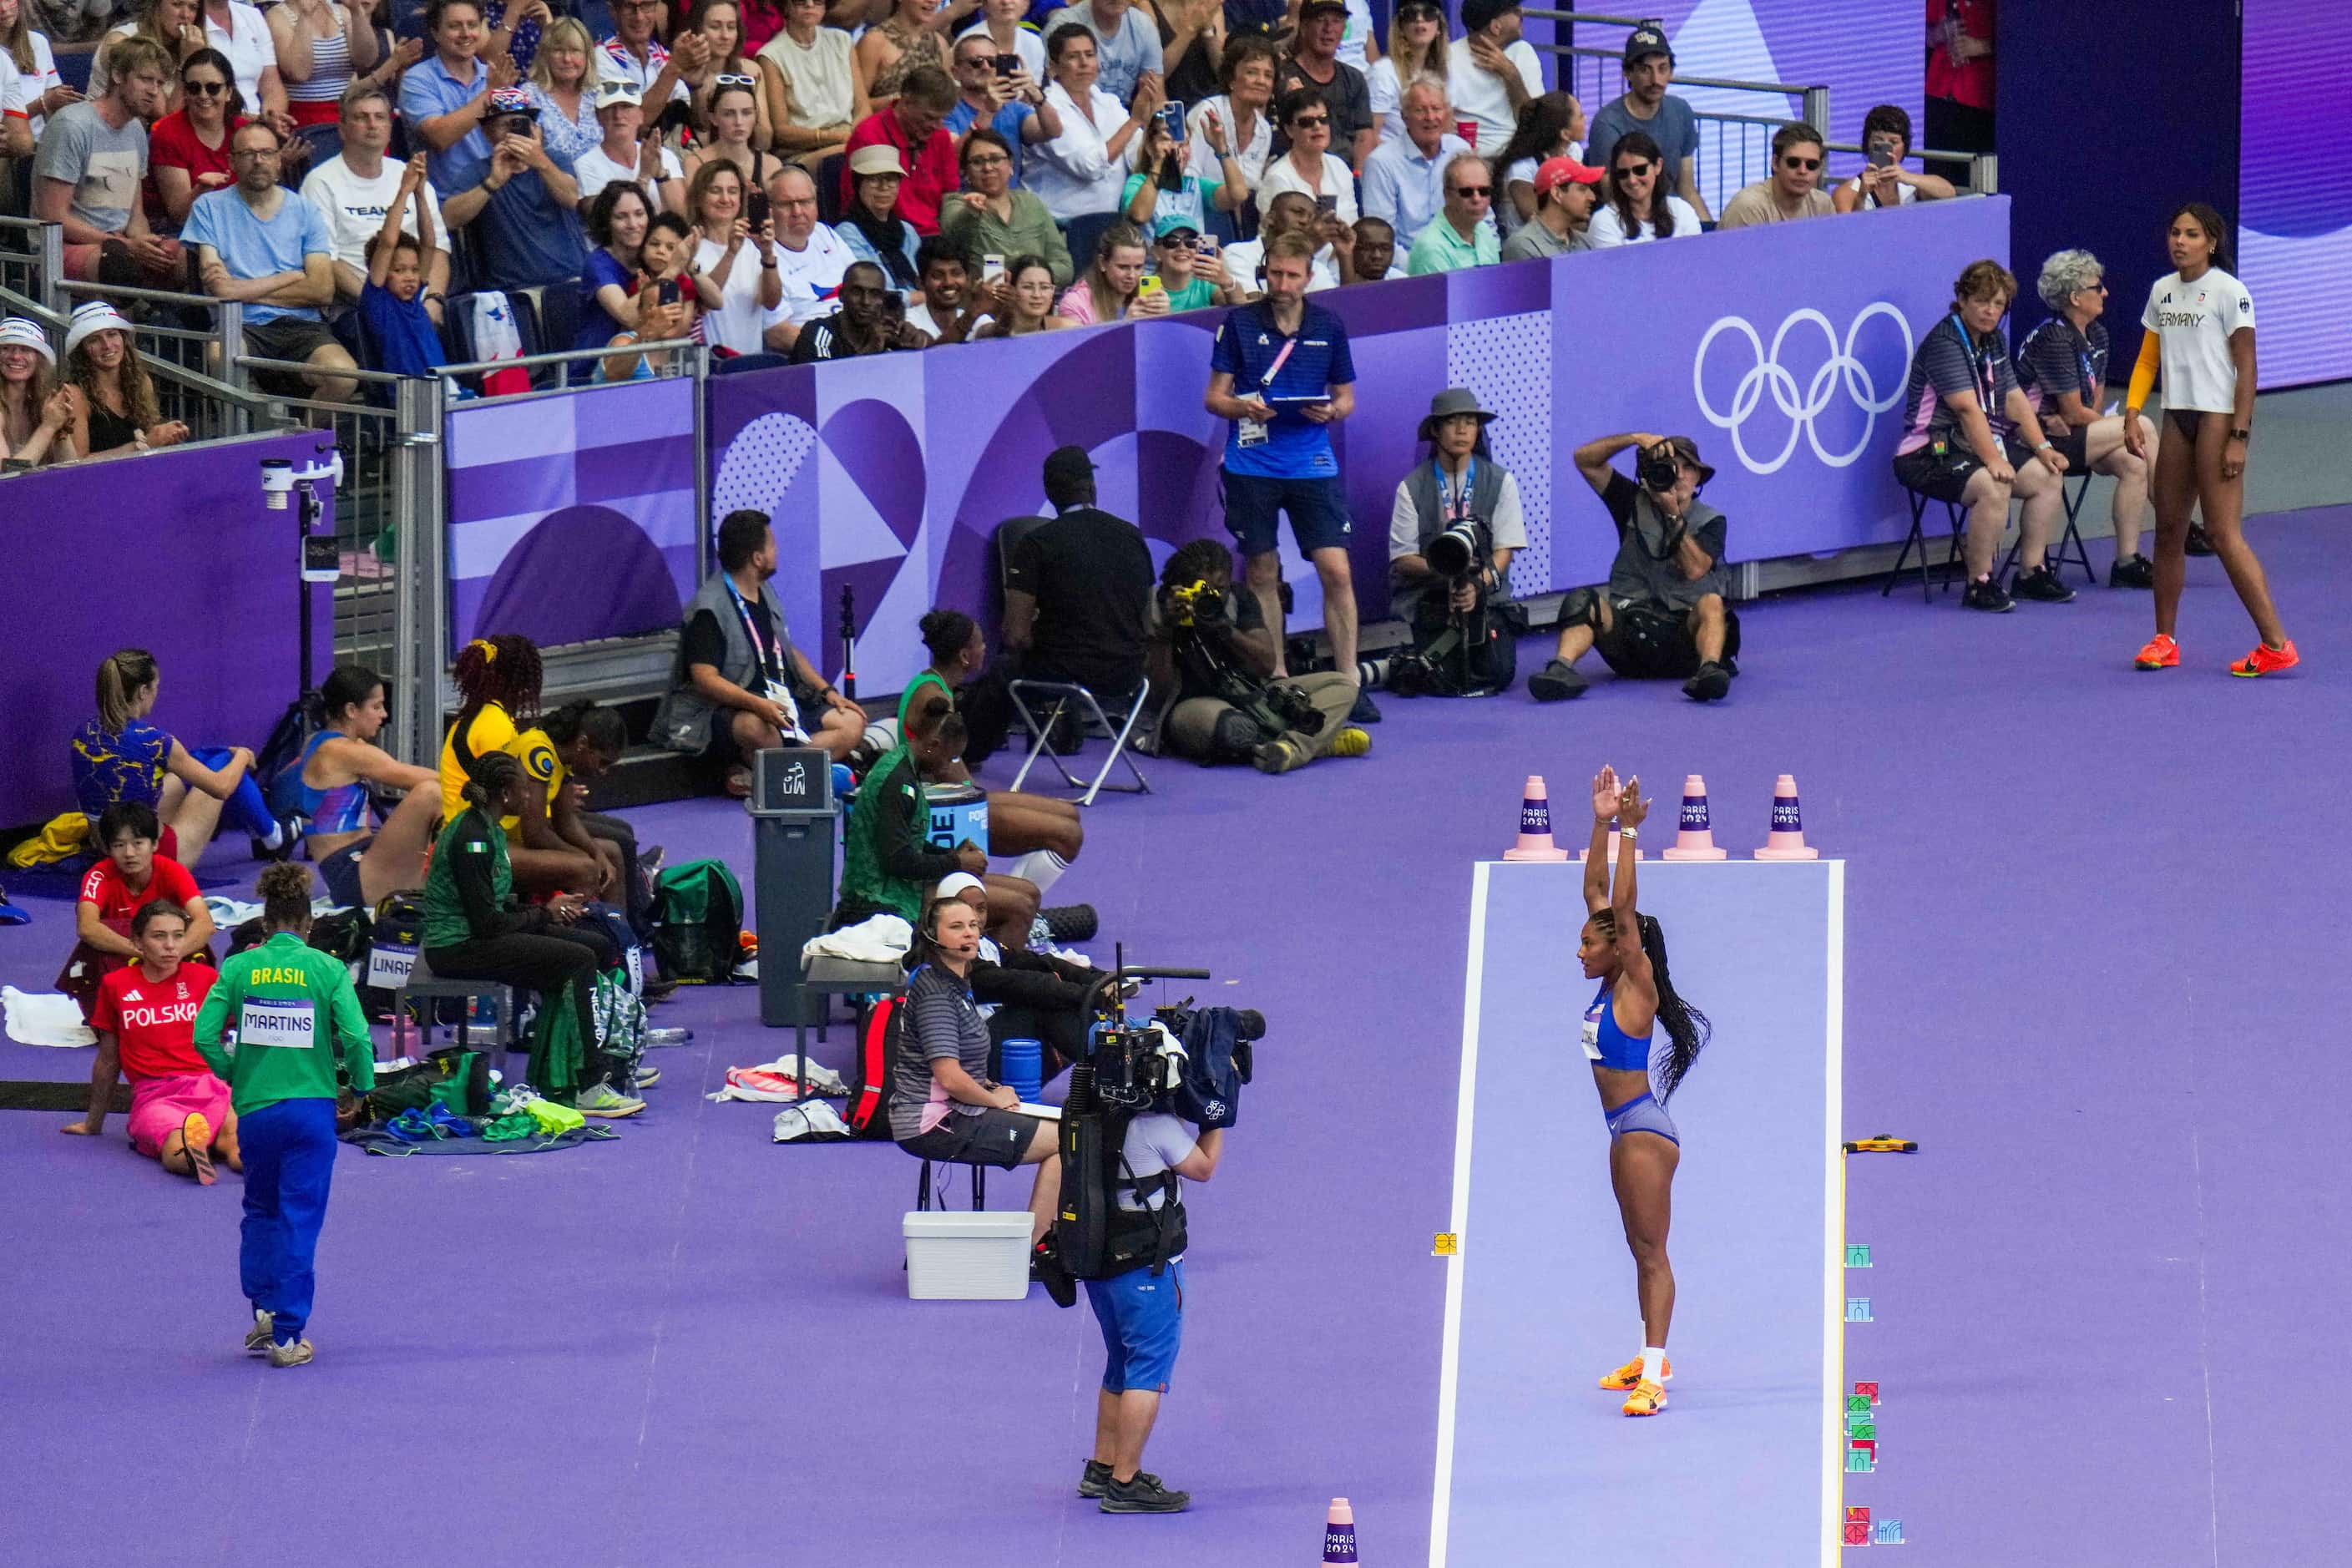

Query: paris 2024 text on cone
<box><xmin>1323</xmin><ymin>1497</ymin><xmax>1358</xmax><ymax>1564</ymax></box>
<box><xmin>1502</xmin><ymin>776</ymin><xmax>1569</xmax><ymax>861</ymax></box>
<box><xmin>1662</xmin><ymin>772</ymin><xmax>1728</xmax><ymax>860</ymax></box>
<box><xmin>1755</xmin><ymin>773</ymin><xmax>1819</xmax><ymax>859</ymax></box>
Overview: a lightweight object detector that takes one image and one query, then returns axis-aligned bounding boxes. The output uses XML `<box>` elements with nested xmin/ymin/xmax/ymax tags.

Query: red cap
<box><xmin>1535</xmin><ymin>156</ymin><xmax>1604</xmax><ymax>193</ymax></box>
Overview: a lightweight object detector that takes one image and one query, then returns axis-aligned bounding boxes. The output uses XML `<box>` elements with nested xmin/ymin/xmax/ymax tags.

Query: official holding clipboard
<box><xmin>194</xmin><ymin>863</ymin><xmax>377</xmax><ymax>1370</ymax></box>
<box><xmin>1202</xmin><ymin>229</ymin><xmax>1377</xmax><ymax>723</ymax></box>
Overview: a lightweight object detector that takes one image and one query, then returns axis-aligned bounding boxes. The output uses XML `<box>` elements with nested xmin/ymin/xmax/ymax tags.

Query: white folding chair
<box><xmin>1005</xmin><ymin>679</ymin><xmax>1151</xmax><ymax>807</ymax></box>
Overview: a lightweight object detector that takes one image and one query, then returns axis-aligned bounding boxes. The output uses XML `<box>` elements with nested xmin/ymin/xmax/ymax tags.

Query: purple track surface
<box><xmin>3</xmin><ymin>507</ymin><xmax>2345</xmax><ymax>1567</ymax></box>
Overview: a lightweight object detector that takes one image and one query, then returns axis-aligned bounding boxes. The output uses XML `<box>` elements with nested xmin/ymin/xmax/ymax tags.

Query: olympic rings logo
<box><xmin>1692</xmin><ymin>305</ymin><xmax>1914</xmax><ymax>474</ymax></box>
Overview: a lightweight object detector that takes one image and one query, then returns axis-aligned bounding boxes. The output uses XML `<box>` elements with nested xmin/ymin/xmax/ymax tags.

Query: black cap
<box><xmin>1624</xmin><ymin>25</ymin><xmax>1672</xmax><ymax>66</ymax></box>
<box><xmin>1043</xmin><ymin>446</ymin><xmax>1096</xmax><ymax>487</ymax></box>
<box><xmin>1460</xmin><ymin>0</ymin><xmax>1518</xmax><ymax>33</ymax></box>
<box><xmin>1298</xmin><ymin>0</ymin><xmax>1349</xmax><ymax>17</ymax></box>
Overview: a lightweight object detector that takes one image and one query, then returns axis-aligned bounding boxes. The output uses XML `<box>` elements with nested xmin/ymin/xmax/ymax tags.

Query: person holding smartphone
<box><xmin>944</xmin><ymin>29</ymin><xmax>1060</xmax><ymax>186</ymax></box>
<box><xmin>1832</xmin><ymin>102</ymin><xmax>1953</xmax><ymax>213</ymax></box>
<box><xmin>1119</xmin><ymin>95</ymin><xmax>1246</xmax><ymax>235</ymax></box>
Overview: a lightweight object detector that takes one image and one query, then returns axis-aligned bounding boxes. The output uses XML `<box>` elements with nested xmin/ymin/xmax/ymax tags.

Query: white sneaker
<box><xmin>266</xmin><ymin>1338</ymin><xmax>315</xmax><ymax>1368</ymax></box>
<box><xmin>630</xmin><ymin>1065</ymin><xmax>661</xmax><ymax>1089</ymax></box>
<box><xmin>575</xmin><ymin>1082</ymin><xmax>646</xmax><ymax>1118</ymax></box>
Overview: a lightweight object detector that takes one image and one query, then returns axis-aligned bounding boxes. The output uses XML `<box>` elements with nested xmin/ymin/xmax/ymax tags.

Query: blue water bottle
<box><xmin>999</xmin><ymin>1037</ymin><xmax>1044</xmax><ymax>1106</ymax></box>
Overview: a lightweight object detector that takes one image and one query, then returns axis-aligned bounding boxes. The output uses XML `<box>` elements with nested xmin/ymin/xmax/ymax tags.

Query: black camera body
<box><xmin>1638</xmin><ymin>442</ymin><xmax>1682</xmax><ymax>493</ymax></box>
<box><xmin>1424</xmin><ymin>517</ymin><xmax>1485</xmax><ymax>580</ymax></box>
<box><xmin>1160</xmin><ymin>578</ymin><xmax>1227</xmax><ymax>630</ymax></box>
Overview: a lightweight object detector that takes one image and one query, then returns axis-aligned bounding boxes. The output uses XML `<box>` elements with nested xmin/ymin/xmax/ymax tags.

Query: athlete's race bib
<box><xmin>367</xmin><ymin>941</ymin><xmax>417</xmax><ymax>990</ymax></box>
<box><xmin>240</xmin><ymin>996</ymin><xmax>317</xmax><ymax>1049</ymax></box>
<box><xmin>1578</xmin><ymin>1004</ymin><xmax>1603</xmax><ymax>1061</ymax></box>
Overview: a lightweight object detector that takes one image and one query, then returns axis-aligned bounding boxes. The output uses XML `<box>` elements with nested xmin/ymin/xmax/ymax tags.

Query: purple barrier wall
<box><xmin>2</xmin><ymin>430</ymin><xmax>331</xmax><ymax>828</ymax></box>
<box><xmin>443</xmin><ymin>375</ymin><xmax>701</xmax><ymax>653</ymax></box>
<box><xmin>707</xmin><ymin>196</ymin><xmax>2007</xmax><ymax>695</ymax></box>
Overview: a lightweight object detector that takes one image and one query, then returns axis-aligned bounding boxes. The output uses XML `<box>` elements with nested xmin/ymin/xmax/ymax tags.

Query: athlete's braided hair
<box><xmin>1592</xmin><ymin>908</ymin><xmax>1712</xmax><ymax>1100</ymax></box>
<box><xmin>453</xmin><ymin>635</ymin><xmax>544</xmax><ymax>726</ymax></box>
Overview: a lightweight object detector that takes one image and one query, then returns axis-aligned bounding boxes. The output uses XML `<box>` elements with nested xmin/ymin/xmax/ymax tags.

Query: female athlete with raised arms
<box><xmin>1581</xmin><ymin>766</ymin><xmax>1711</xmax><ymax>1417</ymax></box>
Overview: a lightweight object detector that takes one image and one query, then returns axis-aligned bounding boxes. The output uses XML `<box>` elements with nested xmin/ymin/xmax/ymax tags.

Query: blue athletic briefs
<box><xmin>1209</xmin><ymin>297</ymin><xmax>1355</xmax><ymax>479</ymax></box>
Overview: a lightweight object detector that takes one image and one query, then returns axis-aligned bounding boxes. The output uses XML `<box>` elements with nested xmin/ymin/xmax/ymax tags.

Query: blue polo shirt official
<box><xmin>1209</xmin><ymin>297</ymin><xmax>1355</xmax><ymax>479</ymax></box>
<box><xmin>399</xmin><ymin>53</ymin><xmax>493</xmax><ymax>197</ymax></box>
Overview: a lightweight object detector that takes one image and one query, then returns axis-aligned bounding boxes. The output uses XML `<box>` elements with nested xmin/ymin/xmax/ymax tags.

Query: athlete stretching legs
<box><xmin>1581</xmin><ymin>768</ymin><xmax>1712</xmax><ymax>1417</ymax></box>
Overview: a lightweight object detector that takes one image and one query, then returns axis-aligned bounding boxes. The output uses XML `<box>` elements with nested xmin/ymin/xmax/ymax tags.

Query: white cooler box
<box><xmin>903</xmin><ymin>1211</ymin><xmax>1034</xmax><ymax>1300</ymax></box>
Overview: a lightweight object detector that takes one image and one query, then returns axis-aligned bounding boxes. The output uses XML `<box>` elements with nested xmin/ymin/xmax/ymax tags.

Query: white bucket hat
<box><xmin>0</xmin><ymin>316</ymin><xmax>57</xmax><ymax>367</ymax></box>
<box><xmin>63</xmin><ymin>300</ymin><xmax>135</xmax><ymax>362</ymax></box>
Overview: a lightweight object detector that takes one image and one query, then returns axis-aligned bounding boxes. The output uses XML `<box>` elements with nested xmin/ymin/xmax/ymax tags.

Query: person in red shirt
<box><xmin>58</xmin><ymin>801</ymin><xmax>219</xmax><ymax>1023</ymax></box>
<box><xmin>1923</xmin><ymin>0</ymin><xmax>1992</xmax><ymax>187</ymax></box>
<box><xmin>148</xmin><ymin>48</ymin><xmax>251</xmax><ymax>231</ymax></box>
<box><xmin>839</xmin><ymin>64</ymin><xmax>958</xmax><ymax>234</ymax></box>
<box><xmin>63</xmin><ymin>900</ymin><xmax>238</xmax><ymax>1182</ymax></box>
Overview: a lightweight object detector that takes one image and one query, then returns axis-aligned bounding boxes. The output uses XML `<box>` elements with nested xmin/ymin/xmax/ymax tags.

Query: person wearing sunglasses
<box><xmin>595</xmin><ymin>0</ymin><xmax>702</xmax><ymax>114</ymax></box>
<box><xmin>944</xmin><ymin>29</ymin><xmax>1060</xmax><ymax>188</ymax></box>
<box><xmin>1365</xmin><ymin>0</ymin><xmax>1443</xmax><ymax>149</ymax></box>
<box><xmin>1404</xmin><ymin>151</ymin><xmax>1497</xmax><ymax>276</ymax></box>
<box><xmin>1584</xmin><ymin>129</ymin><xmax>1697</xmax><ymax>248</ymax></box>
<box><xmin>1255</xmin><ymin>84</ymin><xmax>1357</xmax><ymax>225</ymax></box>
<box><xmin>2017</xmin><ymin>247</ymin><xmax>2157</xmax><ymax>589</ymax></box>
<box><xmin>147</xmin><ymin>47</ymin><xmax>247</xmax><ymax>231</ymax></box>
<box><xmin>1716</xmin><ymin>119</ymin><xmax>1832</xmax><ymax>230</ymax></box>
<box><xmin>1273</xmin><ymin>0</ymin><xmax>1372</xmax><ymax>169</ymax></box>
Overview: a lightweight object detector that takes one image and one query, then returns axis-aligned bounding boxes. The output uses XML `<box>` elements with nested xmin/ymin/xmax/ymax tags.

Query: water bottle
<box><xmin>999</xmin><ymin>1037</ymin><xmax>1044</xmax><ymax>1106</ymax></box>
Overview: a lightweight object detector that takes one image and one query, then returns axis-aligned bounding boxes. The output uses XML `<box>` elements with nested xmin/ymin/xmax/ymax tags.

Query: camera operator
<box><xmin>1530</xmin><ymin>431</ymin><xmax>1739</xmax><ymax>704</ymax></box>
<box><xmin>890</xmin><ymin>885</ymin><xmax>1062</xmax><ymax>1247</ymax></box>
<box><xmin>1380</xmin><ymin>387</ymin><xmax>1525</xmax><ymax>696</ymax></box>
<box><xmin>1146</xmin><ymin>539</ymin><xmax>1368</xmax><ymax>775</ymax></box>
<box><xmin>1075</xmin><ymin>1084</ymin><xmax>1222</xmax><ymax>1514</ymax></box>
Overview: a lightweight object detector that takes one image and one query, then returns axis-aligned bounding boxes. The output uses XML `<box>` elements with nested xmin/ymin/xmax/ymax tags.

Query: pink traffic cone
<box><xmin>1662</xmin><ymin>774</ymin><xmax>1728</xmax><ymax>860</ymax></box>
<box><xmin>1323</xmin><ymin>1497</ymin><xmax>1358</xmax><ymax>1565</ymax></box>
<box><xmin>1502</xmin><ymin>776</ymin><xmax>1570</xmax><ymax>861</ymax></box>
<box><xmin>1755</xmin><ymin>773</ymin><xmax>1819</xmax><ymax>859</ymax></box>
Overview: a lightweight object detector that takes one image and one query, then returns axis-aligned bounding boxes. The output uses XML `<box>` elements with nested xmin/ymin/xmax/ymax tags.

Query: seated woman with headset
<box><xmin>891</xmin><ymin>881</ymin><xmax>1061</xmax><ymax>1247</ymax></box>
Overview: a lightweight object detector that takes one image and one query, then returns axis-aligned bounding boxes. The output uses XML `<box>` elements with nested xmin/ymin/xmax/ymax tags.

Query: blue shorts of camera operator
<box><xmin>1086</xmin><ymin>1261</ymin><xmax>1186</xmax><ymax>1394</ymax></box>
<box><xmin>1222</xmin><ymin>472</ymin><xmax>1352</xmax><ymax>558</ymax></box>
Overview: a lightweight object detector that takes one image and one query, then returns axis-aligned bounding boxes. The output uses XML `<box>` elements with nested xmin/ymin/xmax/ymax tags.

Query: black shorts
<box><xmin>1892</xmin><ymin>433</ymin><xmax>2036</xmax><ymax>503</ymax></box>
<box><xmin>2046</xmin><ymin>427</ymin><xmax>2089</xmax><ymax>473</ymax></box>
<box><xmin>1594</xmin><ymin>600</ymin><xmax>1742</xmax><ymax>681</ymax></box>
<box><xmin>317</xmin><ymin>841</ymin><xmax>367</xmax><ymax>908</ymax></box>
<box><xmin>244</xmin><ymin>317</ymin><xmax>345</xmax><ymax>392</ymax></box>
<box><xmin>898</xmin><ymin>1107</ymin><xmax>1046</xmax><ymax>1170</ymax></box>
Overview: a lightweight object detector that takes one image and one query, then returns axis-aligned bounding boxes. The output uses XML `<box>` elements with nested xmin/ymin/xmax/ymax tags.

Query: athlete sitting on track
<box><xmin>1580</xmin><ymin>766</ymin><xmax>1712</xmax><ymax>1418</ymax></box>
<box><xmin>62</xmin><ymin>899</ymin><xmax>238</xmax><ymax>1183</ymax></box>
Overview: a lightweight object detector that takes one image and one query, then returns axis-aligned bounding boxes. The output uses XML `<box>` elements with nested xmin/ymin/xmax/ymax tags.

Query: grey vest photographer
<box><xmin>1146</xmin><ymin>538</ymin><xmax>1366</xmax><ymax>776</ymax></box>
<box><xmin>1530</xmin><ymin>431</ymin><xmax>1741</xmax><ymax>704</ymax></box>
<box><xmin>1381</xmin><ymin>387</ymin><xmax>1527</xmax><ymax>695</ymax></box>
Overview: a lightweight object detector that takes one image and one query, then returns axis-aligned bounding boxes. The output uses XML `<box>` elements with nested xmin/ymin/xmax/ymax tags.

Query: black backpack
<box><xmin>650</xmin><ymin>859</ymin><xmax>745</xmax><ymax>983</ymax></box>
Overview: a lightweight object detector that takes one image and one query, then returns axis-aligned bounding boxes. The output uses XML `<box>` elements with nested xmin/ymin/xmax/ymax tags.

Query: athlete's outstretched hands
<box><xmin>1592</xmin><ymin>766</ymin><xmax>1623</xmax><ymax>823</ymax></box>
<box><xmin>1618</xmin><ymin>775</ymin><xmax>1649</xmax><ymax>828</ymax></box>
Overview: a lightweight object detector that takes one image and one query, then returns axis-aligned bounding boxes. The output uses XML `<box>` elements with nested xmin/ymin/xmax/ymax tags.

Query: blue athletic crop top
<box><xmin>1581</xmin><ymin>983</ymin><xmax>1651</xmax><ymax>1073</ymax></box>
<box><xmin>268</xmin><ymin>731</ymin><xmax>372</xmax><ymax>836</ymax></box>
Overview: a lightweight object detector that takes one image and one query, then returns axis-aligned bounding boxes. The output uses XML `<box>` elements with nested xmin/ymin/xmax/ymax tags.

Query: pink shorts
<box><xmin>126</xmin><ymin>1073</ymin><xmax>232</xmax><ymax>1159</ymax></box>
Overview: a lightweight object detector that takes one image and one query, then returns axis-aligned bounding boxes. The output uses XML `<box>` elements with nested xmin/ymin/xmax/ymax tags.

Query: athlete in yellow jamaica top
<box><xmin>437</xmin><ymin>637</ymin><xmax>628</xmax><ymax>900</ymax></box>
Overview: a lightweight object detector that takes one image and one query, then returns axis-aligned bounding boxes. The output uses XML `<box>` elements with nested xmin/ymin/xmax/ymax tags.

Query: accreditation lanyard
<box><xmin>1437</xmin><ymin>458</ymin><xmax>1476</xmax><ymax>523</ymax></box>
<box><xmin>723</xmin><ymin>578</ymin><xmax>781</xmax><ymax>683</ymax></box>
<box><xmin>1254</xmin><ymin>328</ymin><xmax>1301</xmax><ymax>400</ymax></box>
<box><xmin>1948</xmin><ymin>312</ymin><xmax>1998</xmax><ymax>412</ymax></box>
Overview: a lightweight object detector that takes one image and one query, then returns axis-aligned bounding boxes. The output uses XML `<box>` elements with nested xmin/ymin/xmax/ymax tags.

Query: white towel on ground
<box><xmin>802</xmin><ymin>914</ymin><xmax>912</xmax><ymax>964</ymax></box>
<box><xmin>3</xmin><ymin>987</ymin><xmax>97</xmax><ymax>1047</ymax></box>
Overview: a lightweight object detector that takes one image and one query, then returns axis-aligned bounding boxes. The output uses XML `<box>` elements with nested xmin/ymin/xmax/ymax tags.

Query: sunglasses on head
<box><xmin>1781</xmin><ymin>154</ymin><xmax>1820</xmax><ymax>170</ymax></box>
<box><xmin>714</xmin><ymin>73</ymin><xmax>756</xmax><ymax>88</ymax></box>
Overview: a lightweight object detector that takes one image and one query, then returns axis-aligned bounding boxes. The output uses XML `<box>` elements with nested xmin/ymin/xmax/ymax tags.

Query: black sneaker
<box><xmin>1960</xmin><ymin>575</ymin><xmax>2015</xmax><ymax>613</ymax></box>
<box><xmin>2011</xmin><ymin>564</ymin><xmax>2077</xmax><ymax>604</ymax></box>
<box><xmin>1528</xmin><ymin>658</ymin><xmax>1589</xmax><ymax>701</ymax></box>
<box><xmin>1346</xmin><ymin>688</ymin><xmax>1382</xmax><ymax>724</ymax></box>
<box><xmin>2185</xmin><ymin>523</ymin><xmax>2217</xmax><ymax>556</ymax></box>
<box><xmin>1080</xmin><ymin>1460</ymin><xmax>1163</xmax><ymax>1500</ymax></box>
<box><xmin>1098</xmin><ymin>1473</ymin><xmax>1191</xmax><ymax>1513</ymax></box>
<box><xmin>1681</xmin><ymin>661</ymin><xmax>1732</xmax><ymax>702</ymax></box>
<box><xmin>2108</xmin><ymin>553</ymin><xmax>2155</xmax><ymax>589</ymax></box>
<box><xmin>1029</xmin><ymin>1237</ymin><xmax>1077</xmax><ymax>1308</ymax></box>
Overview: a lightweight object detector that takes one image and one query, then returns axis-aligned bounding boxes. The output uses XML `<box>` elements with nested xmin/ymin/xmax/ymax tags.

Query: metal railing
<box><xmin>1521</xmin><ymin>10</ymin><xmax>1828</xmax><ymax>217</ymax></box>
<box><xmin>0</xmin><ymin>215</ymin><xmax>64</xmax><ymax>319</ymax></box>
<box><xmin>1822</xmin><ymin>143</ymin><xmax>1998</xmax><ymax>197</ymax></box>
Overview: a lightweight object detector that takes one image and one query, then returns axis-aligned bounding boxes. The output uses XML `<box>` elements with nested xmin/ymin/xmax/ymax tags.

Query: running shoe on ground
<box><xmin>1328</xmin><ymin>726</ymin><xmax>1371</xmax><ymax>757</ymax></box>
<box><xmin>1960</xmin><ymin>576</ymin><xmax>2015</xmax><ymax>613</ymax></box>
<box><xmin>1079</xmin><ymin>1461</ymin><xmax>1162</xmax><ymax>1500</ymax></box>
<box><xmin>2133</xmin><ymin>633</ymin><xmax>2180</xmax><ymax>670</ymax></box>
<box><xmin>182</xmin><ymin>1111</ymin><xmax>217</xmax><ymax>1185</ymax></box>
<box><xmin>2230</xmin><ymin>640</ymin><xmax>2299</xmax><ymax>677</ymax></box>
<box><xmin>1099</xmin><ymin>1473</ymin><xmax>1191</xmax><ymax>1513</ymax></box>
<box><xmin>2011</xmin><ymin>565</ymin><xmax>2077</xmax><ymax>604</ymax></box>
<box><xmin>267</xmin><ymin>1338</ymin><xmax>315</xmax><ymax>1368</ymax></box>
<box><xmin>1682</xmin><ymin>661</ymin><xmax>1731</xmax><ymax>702</ymax></box>
<box><xmin>629</xmin><ymin>1065</ymin><xmax>660</xmax><ymax>1090</ymax></box>
<box><xmin>1347</xmin><ymin>688</ymin><xmax>1383</xmax><ymax>725</ymax></box>
<box><xmin>244</xmin><ymin>1310</ymin><xmax>275</xmax><ymax>1355</ymax></box>
<box><xmin>724</xmin><ymin>766</ymin><xmax>752</xmax><ymax>799</ymax></box>
<box><xmin>2109</xmin><ymin>553</ymin><xmax>2155</xmax><ymax>589</ymax></box>
<box><xmin>1528</xmin><ymin>659</ymin><xmax>1589</xmax><ymax>701</ymax></box>
<box><xmin>1599</xmin><ymin>1354</ymin><xmax>1673</xmax><ymax>1391</ymax></box>
<box><xmin>2185</xmin><ymin>523</ymin><xmax>2217</xmax><ymax>556</ymax></box>
<box><xmin>1621</xmin><ymin>1378</ymin><xmax>1669</xmax><ymax>1416</ymax></box>
<box><xmin>574</xmin><ymin>1083</ymin><xmax>646</xmax><ymax>1118</ymax></box>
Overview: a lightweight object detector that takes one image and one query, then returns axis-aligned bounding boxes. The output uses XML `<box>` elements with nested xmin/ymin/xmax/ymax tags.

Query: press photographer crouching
<box><xmin>890</xmin><ymin>885</ymin><xmax>1062</xmax><ymax>1244</ymax></box>
<box><xmin>1378</xmin><ymin>387</ymin><xmax>1528</xmax><ymax>697</ymax></box>
<box><xmin>1530</xmin><ymin>432</ymin><xmax>1741</xmax><ymax>704</ymax></box>
<box><xmin>1146</xmin><ymin>539</ymin><xmax>1369</xmax><ymax>775</ymax></box>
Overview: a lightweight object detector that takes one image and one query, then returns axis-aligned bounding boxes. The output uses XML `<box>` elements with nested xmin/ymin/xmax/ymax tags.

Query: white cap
<box><xmin>594</xmin><ymin>78</ymin><xmax>645</xmax><ymax>112</ymax></box>
<box><xmin>63</xmin><ymin>300</ymin><xmax>134</xmax><ymax>363</ymax></box>
<box><xmin>0</xmin><ymin>316</ymin><xmax>56</xmax><ymax>367</ymax></box>
<box><xmin>933</xmin><ymin>872</ymin><xmax>985</xmax><ymax>901</ymax></box>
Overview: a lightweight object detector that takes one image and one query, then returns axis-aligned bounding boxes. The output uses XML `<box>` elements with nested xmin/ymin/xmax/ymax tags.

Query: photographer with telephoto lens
<box><xmin>1378</xmin><ymin>387</ymin><xmax>1526</xmax><ymax>697</ymax></box>
<box><xmin>1145</xmin><ymin>539</ymin><xmax>1368</xmax><ymax>775</ymax></box>
<box><xmin>1529</xmin><ymin>431</ymin><xmax>1739</xmax><ymax>703</ymax></box>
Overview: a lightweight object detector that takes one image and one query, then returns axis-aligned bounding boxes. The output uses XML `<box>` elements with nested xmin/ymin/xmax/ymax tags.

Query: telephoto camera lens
<box><xmin>1426</xmin><ymin>519</ymin><xmax>1479</xmax><ymax>579</ymax></box>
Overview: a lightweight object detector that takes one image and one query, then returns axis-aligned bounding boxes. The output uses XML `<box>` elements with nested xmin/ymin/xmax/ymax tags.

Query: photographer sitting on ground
<box><xmin>1530</xmin><ymin>432</ymin><xmax>1739</xmax><ymax>704</ymax></box>
<box><xmin>1146</xmin><ymin>539</ymin><xmax>1368</xmax><ymax>774</ymax></box>
<box><xmin>891</xmin><ymin>883</ymin><xmax>1061</xmax><ymax>1247</ymax></box>
<box><xmin>1379</xmin><ymin>387</ymin><xmax>1525</xmax><ymax>697</ymax></box>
